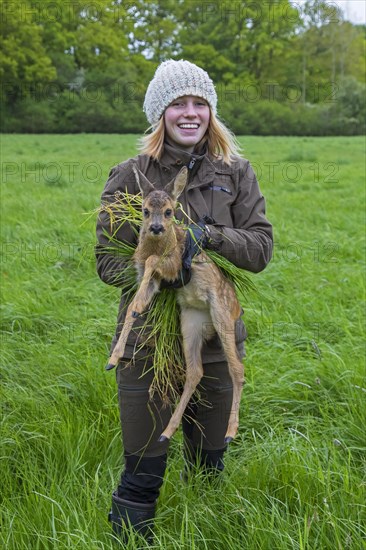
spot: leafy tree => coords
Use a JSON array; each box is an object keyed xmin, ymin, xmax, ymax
[
  {"xmin": 127, "ymin": 0, "xmax": 180, "ymax": 61},
  {"xmin": 177, "ymin": 0, "xmax": 300, "ymax": 85},
  {"xmin": 0, "ymin": 0, "xmax": 364, "ymax": 134},
  {"xmin": 0, "ymin": 0, "xmax": 56, "ymax": 102}
]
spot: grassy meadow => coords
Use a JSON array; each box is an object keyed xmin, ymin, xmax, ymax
[{"xmin": 1, "ymin": 134, "xmax": 365, "ymax": 549}]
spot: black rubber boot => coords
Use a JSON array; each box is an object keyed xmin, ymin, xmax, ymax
[{"xmin": 108, "ymin": 491, "xmax": 156, "ymax": 543}]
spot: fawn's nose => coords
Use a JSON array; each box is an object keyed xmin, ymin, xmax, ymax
[{"xmin": 150, "ymin": 223, "xmax": 164, "ymax": 235}]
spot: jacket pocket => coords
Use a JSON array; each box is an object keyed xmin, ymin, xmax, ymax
[
  {"xmin": 235, "ymin": 317, "xmax": 247, "ymax": 344},
  {"xmin": 201, "ymin": 176, "xmax": 236, "ymax": 227}
]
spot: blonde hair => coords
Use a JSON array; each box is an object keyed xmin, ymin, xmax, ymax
[{"xmin": 138, "ymin": 109, "xmax": 242, "ymax": 165}]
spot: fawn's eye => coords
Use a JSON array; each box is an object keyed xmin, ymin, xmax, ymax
[
  {"xmin": 143, "ymin": 208, "xmax": 150, "ymax": 217},
  {"xmin": 164, "ymin": 209, "xmax": 172, "ymax": 218}
]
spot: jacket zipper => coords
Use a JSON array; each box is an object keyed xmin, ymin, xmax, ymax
[
  {"xmin": 184, "ymin": 157, "xmax": 197, "ymax": 219},
  {"xmin": 188, "ymin": 158, "xmax": 196, "ymax": 170}
]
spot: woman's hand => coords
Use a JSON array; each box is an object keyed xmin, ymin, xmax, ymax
[{"xmin": 181, "ymin": 221, "xmax": 209, "ymax": 270}]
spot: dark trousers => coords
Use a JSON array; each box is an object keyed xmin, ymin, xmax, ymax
[{"xmin": 116, "ymin": 358, "xmax": 236, "ymax": 502}]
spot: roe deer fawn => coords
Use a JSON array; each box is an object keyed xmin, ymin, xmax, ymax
[{"xmin": 106, "ymin": 163, "xmax": 245, "ymax": 444}]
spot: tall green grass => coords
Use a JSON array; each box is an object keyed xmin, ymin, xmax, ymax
[{"xmin": 1, "ymin": 135, "xmax": 365, "ymax": 549}]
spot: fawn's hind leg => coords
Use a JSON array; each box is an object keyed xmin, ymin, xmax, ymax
[
  {"xmin": 159, "ymin": 309, "xmax": 207, "ymax": 441},
  {"xmin": 106, "ymin": 256, "xmax": 161, "ymax": 370},
  {"xmin": 210, "ymin": 308, "xmax": 245, "ymax": 443}
]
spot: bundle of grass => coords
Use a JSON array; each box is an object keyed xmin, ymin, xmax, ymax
[{"xmin": 98, "ymin": 188, "xmax": 255, "ymax": 404}]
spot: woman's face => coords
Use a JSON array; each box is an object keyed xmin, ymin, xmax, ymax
[{"xmin": 164, "ymin": 96, "xmax": 210, "ymax": 152}]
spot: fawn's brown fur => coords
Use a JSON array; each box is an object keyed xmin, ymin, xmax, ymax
[{"xmin": 107, "ymin": 164, "xmax": 245, "ymax": 443}]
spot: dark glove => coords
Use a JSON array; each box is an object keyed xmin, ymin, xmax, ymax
[
  {"xmin": 182, "ymin": 221, "xmax": 208, "ymax": 270},
  {"xmin": 160, "ymin": 221, "xmax": 209, "ymax": 289},
  {"xmin": 160, "ymin": 266, "xmax": 192, "ymax": 289}
]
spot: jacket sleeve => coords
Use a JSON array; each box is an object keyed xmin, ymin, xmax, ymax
[
  {"xmin": 207, "ymin": 161, "xmax": 273, "ymax": 273},
  {"xmin": 95, "ymin": 162, "xmax": 139, "ymax": 287}
]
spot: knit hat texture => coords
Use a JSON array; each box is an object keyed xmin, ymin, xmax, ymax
[{"xmin": 143, "ymin": 59, "xmax": 217, "ymax": 126}]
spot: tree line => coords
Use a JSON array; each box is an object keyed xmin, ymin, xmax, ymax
[{"xmin": 1, "ymin": 0, "xmax": 365, "ymax": 135}]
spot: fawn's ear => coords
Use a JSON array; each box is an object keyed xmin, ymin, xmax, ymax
[
  {"xmin": 165, "ymin": 166, "xmax": 188, "ymax": 201},
  {"xmin": 132, "ymin": 163, "xmax": 155, "ymax": 198}
]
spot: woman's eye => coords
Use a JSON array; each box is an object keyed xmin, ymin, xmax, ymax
[
  {"xmin": 143, "ymin": 209, "xmax": 149, "ymax": 217},
  {"xmin": 165, "ymin": 209, "xmax": 172, "ymax": 217}
]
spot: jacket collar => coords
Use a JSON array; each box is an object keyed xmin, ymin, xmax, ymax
[
  {"xmin": 159, "ymin": 141, "xmax": 204, "ymax": 167},
  {"xmin": 159, "ymin": 141, "xmax": 216, "ymax": 189}
]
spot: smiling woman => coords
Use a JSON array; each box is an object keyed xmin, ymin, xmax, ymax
[{"xmin": 95, "ymin": 59, "xmax": 273, "ymax": 543}]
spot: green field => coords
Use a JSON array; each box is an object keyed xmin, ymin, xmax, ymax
[{"xmin": 1, "ymin": 134, "xmax": 365, "ymax": 549}]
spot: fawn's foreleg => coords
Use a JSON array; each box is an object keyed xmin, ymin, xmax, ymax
[
  {"xmin": 159, "ymin": 309, "xmax": 205, "ymax": 441},
  {"xmin": 106, "ymin": 255, "xmax": 161, "ymax": 370}
]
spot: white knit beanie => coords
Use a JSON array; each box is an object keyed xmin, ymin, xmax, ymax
[{"xmin": 143, "ymin": 59, "xmax": 217, "ymax": 126}]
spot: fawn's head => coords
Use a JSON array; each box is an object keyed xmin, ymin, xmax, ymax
[{"xmin": 132, "ymin": 164, "xmax": 188, "ymax": 237}]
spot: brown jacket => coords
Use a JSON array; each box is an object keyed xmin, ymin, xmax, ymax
[{"xmin": 96, "ymin": 143, "xmax": 273, "ymax": 363}]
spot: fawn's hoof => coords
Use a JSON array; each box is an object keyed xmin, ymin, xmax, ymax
[
  {"xmin": 132, "ymin": 311, "xmax": 140, "ymax": 318},
  {"xmin": 158, "ymin": 435, "xmax": 169, "ymax": 443},
  {"xmin": 105, "ymin": 362, "xmax": 116, "ymax": 371},
  {"xmin": 224, "ymin": 436, "xmax": 233, "ymax": 444}
]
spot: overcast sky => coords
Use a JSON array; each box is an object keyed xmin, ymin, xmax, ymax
[
  {"xmin": 295, "ymin": 0, "xmax": 366, "ymax": 23},
  {"xmin": 333, "ymin": 0, "xmax": 366, "ymax": 23}
]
